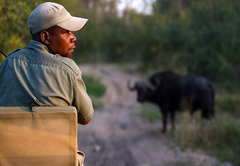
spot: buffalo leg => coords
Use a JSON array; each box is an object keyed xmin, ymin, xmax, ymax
[
  {"xmin": 161, "ymin": 111, "xmax": 168, "ymax": 133},
  {"xmin": 170, "ymin": 110, "xmax": 175, "ymax": 130}
]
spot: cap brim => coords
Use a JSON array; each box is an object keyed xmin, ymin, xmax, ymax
[{"xmin": 57, "ymin": 16, "xmax": 88, "ymax": 32}]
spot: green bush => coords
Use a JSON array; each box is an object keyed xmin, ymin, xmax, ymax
[
  {"xmin": 82, "ymin": 74, "xmax": 106, "ymax": 109},
  {"xmin": 82, "ymin": 74, "xmax": 106, "ymax": 97},
  {"xmin": 215, "ymin": 93, "xmax": 240, "ymax": 117}
]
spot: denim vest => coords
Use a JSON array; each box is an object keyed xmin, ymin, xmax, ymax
[{"xmin": 0, "ymin": 40, "xmax": 94, "ymax": 121}]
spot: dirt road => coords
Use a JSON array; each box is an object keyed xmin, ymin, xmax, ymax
[{"xmin": 77, "ymin": 65, "xmax": 219, "ymax": 166}]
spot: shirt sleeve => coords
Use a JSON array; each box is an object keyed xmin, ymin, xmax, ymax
[{"xmin": 72, "ymin": 75, "xmax": 94, "ymax": 122}]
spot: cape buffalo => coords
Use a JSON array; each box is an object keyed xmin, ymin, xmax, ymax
[{"xmin": 128, "ymin": 71, "xmax": 215, "ymax": 133}]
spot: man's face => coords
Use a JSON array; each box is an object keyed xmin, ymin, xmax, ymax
[{"xmin": 46, "ymin": 26, "xmax": 77, "ymax": 58}]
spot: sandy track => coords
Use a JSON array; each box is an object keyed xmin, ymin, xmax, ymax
[{"xmin": 77, "ymin": 65, "xmax": 219, "ymax": 166}]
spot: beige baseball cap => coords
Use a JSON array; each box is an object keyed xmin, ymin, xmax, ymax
[{"xmin": 28, "ymin": 2, "xmax": 88, "ymax": 35}]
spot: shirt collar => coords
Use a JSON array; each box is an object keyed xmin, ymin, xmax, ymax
[{"xmin": 27, "ymin": 40, "xmax": 51, "ymax": 54}]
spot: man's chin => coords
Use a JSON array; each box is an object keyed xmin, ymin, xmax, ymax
[{"xmin": 61, "ymin": 53, "xmax": 72, "ymax": 58}]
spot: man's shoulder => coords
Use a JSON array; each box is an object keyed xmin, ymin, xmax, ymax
[
  {"xmin": 7, "ymin": 49, "xmax": 22, "ymax": 56},
  {"xmin": 55, "ymin": 55, "xmax": 81, "ymax": 75}
]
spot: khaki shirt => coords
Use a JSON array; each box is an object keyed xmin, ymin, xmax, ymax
[{"xmin": 0, "ymin": 40, "xmax": 94, "ymax": 121}]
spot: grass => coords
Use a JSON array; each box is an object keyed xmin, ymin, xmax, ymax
[
  {"xmin": 139, "ymin": 103, "xmax": 162, "ymax": 122},
  {"xmin": 82, "ymin": 74, "xmax": 106, "ymax": 109},
  {"xmin": 173, "ymin": 111, "xmax": 240, "ymax": 165}
]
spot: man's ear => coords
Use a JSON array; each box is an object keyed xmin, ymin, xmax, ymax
[{"xmin": 40, "ymin": 30, "xmax": 50, "ymax": 44}]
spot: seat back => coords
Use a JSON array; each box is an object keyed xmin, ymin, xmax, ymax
[{"xmin": 0, "ymin": 106, "xmax": 78, "ymax": 166}]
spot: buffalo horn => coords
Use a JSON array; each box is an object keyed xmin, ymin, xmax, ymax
[
  {"xmin": 145, "ymin": 81, "xmax": 156, "ymax": 91},
  {"xmin": 127, "ymin": 80, "xmax": 136, "ymax": 91},
  {"xmin": 146, "ymin": 78, "xmax": 160, "ymax": 91}
]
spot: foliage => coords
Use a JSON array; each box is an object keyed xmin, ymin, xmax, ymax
[
  {"xmin": 0, "ymin": 0, "xmax": 29, "ymax": 62},
  {"xmin": 99, "ymin": 16, "xmax": 129, "ymax": 62},
  {"xmin": 82, "ymin": 74, "xmax": 106, "ymax": 97},
  {"xmin": 82, "ymin": 74, "xmax": 106, "ymax": 109},
  {"xmin": 179, "ymin": 0, "xmax": 240, "ymax": 82},
  {"xmin": 150, "ymin": 0, "xmax": 240, "ymax": 84},
  {"xmin": 0, "ymin": 0, "xmax": 46, "ymax": 64}
]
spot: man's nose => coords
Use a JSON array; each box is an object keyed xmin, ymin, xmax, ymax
[{"xmin": 70, "ymin": 32, "xmax": 76, "ymax": 42}]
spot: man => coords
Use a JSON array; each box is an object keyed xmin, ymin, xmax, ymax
[{"xmin": 0, "ymin": 2, "xmax": 94, "ymax": 165}]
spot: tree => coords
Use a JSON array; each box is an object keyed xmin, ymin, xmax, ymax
[
  {"xmin": 0, "ymin": 0, "xmax": 42, "ymax": 64},
  {"xmin": 180, "ymin": 0, "xmax": 240, "ymax": 82}
]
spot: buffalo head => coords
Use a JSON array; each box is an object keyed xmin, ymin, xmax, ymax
[{"xmin": 127, "ymin": 79, "xmax": 159, "ymax": 102}]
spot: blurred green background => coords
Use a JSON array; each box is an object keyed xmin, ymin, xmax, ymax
[{"xmin": 1, "ymin": 0, "xmax": 240, "ymax": 90}]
